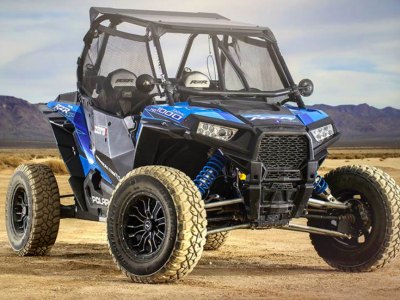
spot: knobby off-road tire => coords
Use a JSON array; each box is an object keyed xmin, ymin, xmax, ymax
[
  {"xmin": 5, "ymin": 164, "xmax": 60, "ymax": 256},
  {"xmin": 204, "ymin": 231, "xmax": 229, "ymax": 251},
  {"xmin": 309, "ymin": 165, "xmax": 400, "ymax": 272},
  {"xmin": 107, "ymin": 166, "xmax": 207, "ymax": 283}
]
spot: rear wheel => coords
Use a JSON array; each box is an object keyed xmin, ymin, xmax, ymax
[
  {"xmin": 309, "ymin": 165, "xmax": 400, "ymax": 271},
  {"xmin": 5, "ymin": 164, "xmax": 60, "ymax": 256},
  {"xmin": 204, "ymin": 231, "xmax": 229, "ymax": 251},
  {"xmin": 107, "ymin": 166, "xmax": 207, "ymax": 283}
]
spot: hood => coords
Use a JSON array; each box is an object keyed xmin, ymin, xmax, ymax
[{"xmin": 188, "ymin": 98, "xmax": 329, "ymax": 127}]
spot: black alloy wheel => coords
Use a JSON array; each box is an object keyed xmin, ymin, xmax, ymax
[
  {"xmin": 11, "ymin": 186, "xmax": 30, "ymax": 237},
  {"xmin": 122, "ymin": 193, "xmax": 166, "ymax": 257}
]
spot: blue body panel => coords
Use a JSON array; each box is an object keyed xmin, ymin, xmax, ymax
[
  {"xmin": 142, "ymin": 102, "xmax": 328, "ymax": 127},
  {"xmin": 49, "ymin": 100, "xmax": 328, "ymax": 184},
  {"xmin": 142, "ymin": 102, "xmax": 245, "ymax": 125},
  {"xmin": 285, "ymin": 105, "xmax": 329, "ymax": 125},
  {"xmin": 47, "ymin": 101, "xmax": 112, "ymax": 183}
]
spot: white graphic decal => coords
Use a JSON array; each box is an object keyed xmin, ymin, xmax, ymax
[
  {"xmin": 91, "ymin": 196, "xmax": 110, "ymax": 206},
  {"xmin": 94, "ymin": 125, "xmax": 108, "ymax": 137},
  {"xmin": 148, "ymin": 107, "xmax": 184, "ymax": 121}
]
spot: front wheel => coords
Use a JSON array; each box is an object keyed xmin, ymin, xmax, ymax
[
  {"xmin": 107, "ymin": 166, "xmax": 207, "ymax": 283},
  {"xmin": 309, "ymin": 165, "xmax": 400, "ymax": 271}
]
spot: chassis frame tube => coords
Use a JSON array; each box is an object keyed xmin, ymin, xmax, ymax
[
  {"xmin": 205, "ymin": 198, "xmax": 244, "ymax": 209},
  {"xmin": 308, "ymin": 198, "xmax": 349, "ymax": 210},
  {"xmin": 207, "ymin": 223, "xmax": 251, "ymax": 235},
  {"xmin": 206, "ymin": 222, "xmax": 350, "ymax": 239},
  {"xmin": 283, "ymin": 223, "xmax": 350, "ymax": 239}
]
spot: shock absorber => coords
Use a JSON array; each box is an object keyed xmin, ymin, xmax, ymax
[
  {"xmin": 313, "ymin": 175, "xmax": 336, "ymax": 202},
  {"xmin": 194, "ymin": 149, "xmax": 226, "ymax": 198}
]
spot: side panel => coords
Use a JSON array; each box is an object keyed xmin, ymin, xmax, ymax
[
  {"xmin": 47, "ymin": 101, "xmax": 112, "ymax": 183},
  {"xmin": 46, "ymin": 100, "xmax": 137, "ymax": 220},
  {"xmin": 91, "ymin": 108, "xmax": 136, "ymax": 184}
]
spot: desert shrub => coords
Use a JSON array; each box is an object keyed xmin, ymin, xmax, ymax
[
  {"xmin": 318, "ymin": 166, "xmax": 333, "ymax": 175},
  {"xmin": 328, "ymin": 151, "xmax": 400, "ymax": 160},
  {"xmin": 42, "ymin": 159, "xmax": 68, "ymax": 175},
  {"xmin": 0, "ymin": 156, "xmax": 24, "ymax": 168}
]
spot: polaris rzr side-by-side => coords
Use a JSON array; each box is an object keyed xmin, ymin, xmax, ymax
[{"xmin": 6, "ymin": 7, "xmax": 400, "ymax": 283}]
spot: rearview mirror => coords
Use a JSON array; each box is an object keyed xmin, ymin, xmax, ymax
[
  {"xmin": 298, "ymin": 79, "xmax": 314, "ymax": 97},
  {"xmin": 136, "ymin": 74, "xmax": 155, "ymax": 93}
]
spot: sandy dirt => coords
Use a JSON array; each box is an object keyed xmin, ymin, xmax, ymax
[{"xmin": 1, "ymin": 158, "xmax": 400, "ymax": 299}]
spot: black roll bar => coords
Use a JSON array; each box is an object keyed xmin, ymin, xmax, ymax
[{"xmin": 176, "ymin": 86, "xmax": 293, "ymax": 98}]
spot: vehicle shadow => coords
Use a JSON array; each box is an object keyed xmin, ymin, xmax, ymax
[{"xmin": 0, "ymin": 241, "xmax": 334, "ymax": 278}]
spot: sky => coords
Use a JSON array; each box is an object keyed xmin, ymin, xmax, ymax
[{"xmin": 0, "ymin": 0, "xmax": 399, "ymax": 108}]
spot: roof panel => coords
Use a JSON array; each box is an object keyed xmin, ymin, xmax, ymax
[{"xmin": 90, "ymin": 7, "xmax": 269, "ymax": 32}]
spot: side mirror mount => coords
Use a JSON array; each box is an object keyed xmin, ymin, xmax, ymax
[
  {"xmin": 136, "ymin": 74, "xmax": 155, "ymax": 93},
  {"xmin": 298, "ymin": 79, "xmax": 314, "ymax": 97}
]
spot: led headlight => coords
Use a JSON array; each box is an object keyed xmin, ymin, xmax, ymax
[
  {"xmin": 310, "ymin": 124, "xmax": 334, "ymax": 142},
  {"xmin": 197, "ymin": 122, "xmax": 238, "ymax": 141}
]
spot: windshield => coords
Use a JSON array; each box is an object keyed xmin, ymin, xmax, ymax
[
  {"xmin": 224, "ymin": 37, "xmax": 284, "ymax": 91},
  {"xmin": 158, "ymin": 33, "xmax": 288, "ymax": 99},
  {"xmin": 159, "ymin": 33, "xmax": 286, "ymax": 92}
]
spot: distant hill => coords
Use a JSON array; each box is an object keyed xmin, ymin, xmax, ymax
[
  {"xmin": 0, "ymin": 95, "xmax": 399, "ymax": 147},
  {"xmin": 0, "ymin": 96, "xmax": 54, "ymax": 147},
  {"xmin": 310, "ymin": 104, "xmax": 400, "ymax": 147}
]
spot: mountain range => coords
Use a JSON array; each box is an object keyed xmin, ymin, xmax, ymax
[
  {"xmin": 311, "ymin": 104, "xmax": 400, "ymax": 147},
  {"xmin": 0, "ymin": 95, "xmax": 399, "ymax": 147}
]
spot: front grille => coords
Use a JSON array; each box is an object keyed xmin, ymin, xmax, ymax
[
  {"xmin": 270, "ymin": 183, "xmax": 294, "ymax": 190},
  {"xmin": 258, "ymin": 135, "xmax": 308, "ymax": 170},
  {"xmin": 265, "ymin": 170, "xmax": 302, "ymax": 181}
]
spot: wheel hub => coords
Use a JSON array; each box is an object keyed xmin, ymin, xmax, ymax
[
  {"xmin": 123, "ymin": 195, "xmax": 166, "ymax": 256},
  {"xmin": 144, "ymin": 219, "xmax": 153, "ymax": 232},
  {"xmin": 334, "ymin": 197, "xmax": 373, "ymax": 248}
]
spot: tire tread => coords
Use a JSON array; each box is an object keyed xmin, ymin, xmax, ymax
[{"xmin": 204, "ymin": 232, "xmax": 229, "ymax": 251}]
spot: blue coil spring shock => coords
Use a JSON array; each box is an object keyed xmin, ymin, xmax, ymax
[
  {"xmin": 194, "ymin": 149, "xmax": 226, "ymax": 197},
  {"xmin": 313, "ymin": 175, "xmax": 335, "ymax": 201},
  {"xmin": 313, "ymin": 175, "xmax": 328, "ymax": 195}
]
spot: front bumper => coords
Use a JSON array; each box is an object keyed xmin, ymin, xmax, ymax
[{"xmin": 245, "ymin": 159, "xmax": 318, "ymax": 226}]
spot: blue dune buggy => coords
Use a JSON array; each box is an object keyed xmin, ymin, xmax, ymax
[{"xmin": 6, "ymin": 7, "xmax": 400, "ymax": 283}]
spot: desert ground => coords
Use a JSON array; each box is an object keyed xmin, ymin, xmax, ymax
[{"xmin": 1, "ymin": 148, "xmax": 400, "ymax": 299}]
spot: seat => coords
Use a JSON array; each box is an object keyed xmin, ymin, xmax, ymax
[{"xmin": 95, "ymin": 69, "xmax": 150, "ymax": 117}]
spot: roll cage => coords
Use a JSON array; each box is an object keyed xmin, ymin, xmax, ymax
[{"xmin": 77, "ymin": 7, "xmax": 305, "ymax": 108}]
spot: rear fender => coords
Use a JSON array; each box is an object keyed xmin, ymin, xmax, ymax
[{"xmin": 40, "ymin": 105, "xmax": 87, "ymax": 211}]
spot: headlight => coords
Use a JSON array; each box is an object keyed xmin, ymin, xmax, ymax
[
  {"xmin": 197, "ymin": 122, "xmax": 238, "ymax": 141},
  {"xmin": 310, "ymin": 124, "xmax": 334, "ymax": 142}
]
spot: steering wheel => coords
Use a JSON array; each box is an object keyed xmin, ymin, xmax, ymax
[
  {"xmin": 128, "ymin": 92, "xmax": 158, "ymax": 114},
  {"xmin": 237, "ymin": 87, "xmax": 268, "ymax": 101}
]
